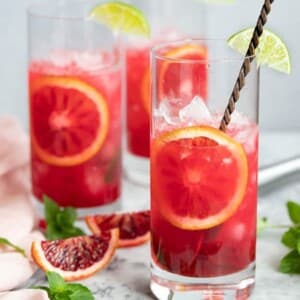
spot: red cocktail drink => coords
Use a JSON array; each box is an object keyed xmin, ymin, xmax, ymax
[
  {"xmin": 150, "ymin": 39, "xmax": 259, "ymax": 298},
  {"xmin": 151, "ymin": 121, "xmax": 258, "ymax": 277},
  {"xmin": 29, "ymin": 53, "xmax": 121, "ymax": 208}
]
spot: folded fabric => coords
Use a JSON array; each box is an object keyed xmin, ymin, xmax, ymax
[
  {"xmin": 0, "ymin": 290, "xmax": 49, "ymax": 300},
  {"xmin": 0, "ymin": 117, "xmax": 29, "ymax": 178},
  {"xmin": 0, "ymin": 192, "xmax": 35, "ymax": 244},
  {"xmin": 0, "ymin": 116, "xmax": 45, "ymax": 293},
  {"xmin": 0, "ymin": 231, "xmax": 45, "ymax": 292}
]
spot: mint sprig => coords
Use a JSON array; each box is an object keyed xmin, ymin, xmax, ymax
[
  {"xmin": 279, "ymin": 201, "xmax": 300, "ymax": 274},
  {"xmin": 0, "ymin": 237, "xmax": 26, "ymax": 257},
  {"xmin": 34, "ymin": 272, "xmax": 94, "ymax": 300},
  {"xmin": 257, "ymin": 200, "xmax": 300, "ymax": 274},
  {"xmin": 44, "ymin": 196, "xmax": 85, "ymax": 240}
]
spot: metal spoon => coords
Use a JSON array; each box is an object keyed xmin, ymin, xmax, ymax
[{"xmin": 259, "ymin": 156, "xmax": 300, "ymax": 188}]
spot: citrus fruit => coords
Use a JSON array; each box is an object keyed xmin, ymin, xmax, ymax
[
  {"xmin": 140, "ymin": 69, "xmax": 151, "ymax": 113},
  {"xmin": 151, "ymin": 126, "xmax": 248, "ymax": 230},
  {"xmin": 30, "ymin": 76, "xmax": 109, "ymax": 167},
  {"xmin": 85, "ymin": 211, "xmax": 150, "ymax": 247},
  {"xmin": 89, "ymin": 2, "xmax": 150, "ymax": 37},
  {"xmin": 31, "ymin": 229, "xmax": 119, "ymax": 281},
  {"xmin": 228, "ymin": 27, "xmax": 291, "ymax": 74},
  {"xmin": 158, "ymin": 44, "xmax": 208, "ymax": 102}
]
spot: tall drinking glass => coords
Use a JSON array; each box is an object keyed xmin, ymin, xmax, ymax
[
  {"xmin": 150, "ymin": 39, "xmax": 259, "ymax": 299},
  {"xmin": 125, "ymin": 0, "xmax": 207, "ymax": 185},
  {"xmin": 27, "ymin": 0, "xmax": 122, "ymax": 214}
]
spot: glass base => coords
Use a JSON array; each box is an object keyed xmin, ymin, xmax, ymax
[
  {"xmin": 124, "ymin": 151, "xmax": 150, "ymax": 186},
  {"xmin": 33, "ymin": 195, "xmax": 121, "ymax": 218},
  {"xmin": 151, "ymin": 262, "xmax": 255, "ymax": 300}
]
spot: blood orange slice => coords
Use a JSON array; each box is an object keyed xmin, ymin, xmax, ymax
[
  {"xmin": 152, "ymin": 126, "xmax": 248, "ymax": 230},
  {"xmin": 158, "ymin": 44, "xmax": 208, "ymax": 102},
  {"xmin": 31, "ymin": 229, "xmax": 119, "ymax": 281},
  {"xmin": 30, "ymin": 76, "xmax": 109, "ymax": 166},
  {"xmin": 85, "ymin": 211, "xmax": 150, "ymax": 247}
]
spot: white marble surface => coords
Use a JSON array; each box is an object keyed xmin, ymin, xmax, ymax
[{"xmin": 36, "ymin": 130, "xmax": 300, "ymax": 299}]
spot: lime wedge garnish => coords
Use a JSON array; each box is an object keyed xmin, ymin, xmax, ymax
[
  {"xmin": 88, "ymin": 1, "xmax": 150, "ymax": 38},
  {"xmin": 228, "ymin": 27, "xmax": 291, "ymax": 74}
]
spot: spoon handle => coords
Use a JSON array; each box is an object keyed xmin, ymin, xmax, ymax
[{"xmin": 259, "ymin": 156, "xmax": 300, "ymax": 187}]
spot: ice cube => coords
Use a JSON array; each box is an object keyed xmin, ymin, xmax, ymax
[
  {"xmin": 74, "ymin": 51, "xmax": 105, "ymax": 71},
  {"xmin": 155, "ymin": 99, "xmax": 180, "ymax": 125},
  {"xmin": 179, "ymin": 96, "xmax": 212, "ymax": 123},
  {"xmin": 49, "ymin": 50, "xmax": 74, "ymax": 67},
  {"xmin": 230, "ymin": 111, "xmax": 250, "ymax": 126}
]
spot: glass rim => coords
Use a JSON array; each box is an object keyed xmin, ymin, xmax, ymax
[
  {"xmin": 27, "ymin": 0, "xmax": 97, "ymax": 21},
  {"xmin": 151, "ymin": 38, "xmax": 257, "ymax": 64}
]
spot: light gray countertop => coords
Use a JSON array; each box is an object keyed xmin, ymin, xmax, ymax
[{"xmin": 45, "ymin": 130, "xmax": 300, "ymax": 299}]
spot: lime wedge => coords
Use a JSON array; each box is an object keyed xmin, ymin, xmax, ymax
[
  {"xmin": 89, "ymin": 1, "xmax": 150, "ymax": 38},
  {"xmin": 228, "ymin": 28, "xmax": 291, "ymax": 74}
]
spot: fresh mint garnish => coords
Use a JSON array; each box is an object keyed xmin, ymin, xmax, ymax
[
  {"xmin": 279, "ymin": 201, "xmax": 300, "ymax": 274},
  {"xmin": 287, "ymin": 201, "xmax": 300, "ymax": 224},
  {"xmin": 0, "ymin": 237, "xmax": 26, "ymax": 257},
  {"xmin": 34, "ymin": 272, "xmax": 94, "ymax": 300},
  {"xmin": 258, "ymin": 200, "xmax": 300, "ymax": 274},
  {"xmin": 279, "ymin": 250, "xmax": 300, "ymax": 274},
  {"xmin": 44, "ymin": 196, "xmax": 85, "ymax": 240}
]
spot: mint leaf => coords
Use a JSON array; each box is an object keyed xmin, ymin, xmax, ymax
[
  {"xmin": 44, "ymin": 196, "xmax": 60, "ymax": 223},
  {"xmin": 34, "ymin": 272, "xmax": 94, "ymax": 300},
  {"xmin": 0, "ymin": 237, "xmax": 26, "ymax": 257},
  {"xmin": 287, "ymin": 201, "xmax": 300, "ymax": 224},
  {"xmin": 47, "ymin": 272, "xmax": 66, "ymax": 292},
  {"xmin": 46, "ymin": 223, "xmax": 68, "ymax": 241},
  {"xmin": 279, "ymin": 250, "xmax": 300, "ymax": 274},
  {"xmin": 281, "ymin": 227, "xmax": 300, "ymax": 249},
  {"xmin": 297, "ymin": 240, "xmax": 300, "ymax": 255},
  {"xmin": 56, "ymin": 208, "xmax": 77, "ymax": 229},
  {"xmin": 43, "ymin": 196, "xmax": 85, "ymax": 240},
  {"xmin": 67, "ymin": 284, "xmax": 94, "ymax": 300},
  {"xmin": 257, "ymin": 217, "xmax": 269, "ymax": 235}
]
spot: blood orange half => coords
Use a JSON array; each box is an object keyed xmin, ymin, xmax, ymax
[
  {"xmin": 151, "ymin": 126, "xmax": 248, "ymax": 230},
  {"xmin": 158, "ymin": 44, "xmax": 208, "ymax": 102},
  {"xmin": 85, "ymin": 211, "xmax": 150, "ymax": 247},
  {"xmin": 30, "ymin": 76, "xmax": 109, "ymax": 166},
  {"xmin": 31, "ymin": 229, "xmax": 119, "ymax": 281}
]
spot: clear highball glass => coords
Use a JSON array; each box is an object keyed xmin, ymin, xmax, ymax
[{"xmin": 150, "ymin": 39, "xmax": 259, "ymax": 299}]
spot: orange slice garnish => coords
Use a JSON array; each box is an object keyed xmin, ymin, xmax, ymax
[
  {"xmin": 30, "ymin": 76, "xmax": 109, "ymax": 166},
  {"xmin": 151, "ymin": 126, "xmax": 248, "ymax": 230}
]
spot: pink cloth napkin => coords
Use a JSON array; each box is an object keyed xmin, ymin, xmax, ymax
[
  {"xmin": 0, "ymin": 117, "xmax": 48, "ymax": 299},
  {"xmin": 0, "ymin": 290, "xmax": 48, "ymax": 300}
]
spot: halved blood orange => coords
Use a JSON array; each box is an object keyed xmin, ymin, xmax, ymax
[
  {"xmin": 151, "ymin": 126, "xmax": 248, "ymax": 230},
  {"xmin": 31, "ymin": 229, "xmax": 119, "ymax": 281},
  {"xmin": 158, "ymin": 44, "xmax": 208, "ymax": 101},
  {"xmin": 85, "ymin": 211, "xmax": 150, "ymax": 247},
  {"xmin": 30, "ymin": 76, "xmax": 109, "ymax": 166}
]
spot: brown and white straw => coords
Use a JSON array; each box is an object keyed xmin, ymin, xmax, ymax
[{"xmin": 219, "ymin": 0, "xmax": 275, "ymax": 131}]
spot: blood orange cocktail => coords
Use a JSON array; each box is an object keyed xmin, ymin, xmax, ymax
[
  {"xmin": 126, "ymin": 43, "xmax": 208, "ymax": 158},
  {"xmin": 150, "ymin": 39, "xmax": 259, "ymax": 298},
  {"xmin": 151, "ymin": 121, "xmax": 258, "ymax": 277},
  {"xmin": 29, "ymin": 53, "xmax": 121, "ymax": 208}
]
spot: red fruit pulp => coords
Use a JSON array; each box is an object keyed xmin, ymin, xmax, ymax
[
  {"xmin": 151, "ymin": 126, "xmax": 258, "ymax": 277},
  {"xmin": 29, "ymin": 54, "xmax": 122, "ymax": 208}
]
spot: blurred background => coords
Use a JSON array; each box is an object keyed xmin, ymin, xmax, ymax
[{"xmin": 0, "ymin": 0, "xmax": 298, "ymax": 130}]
